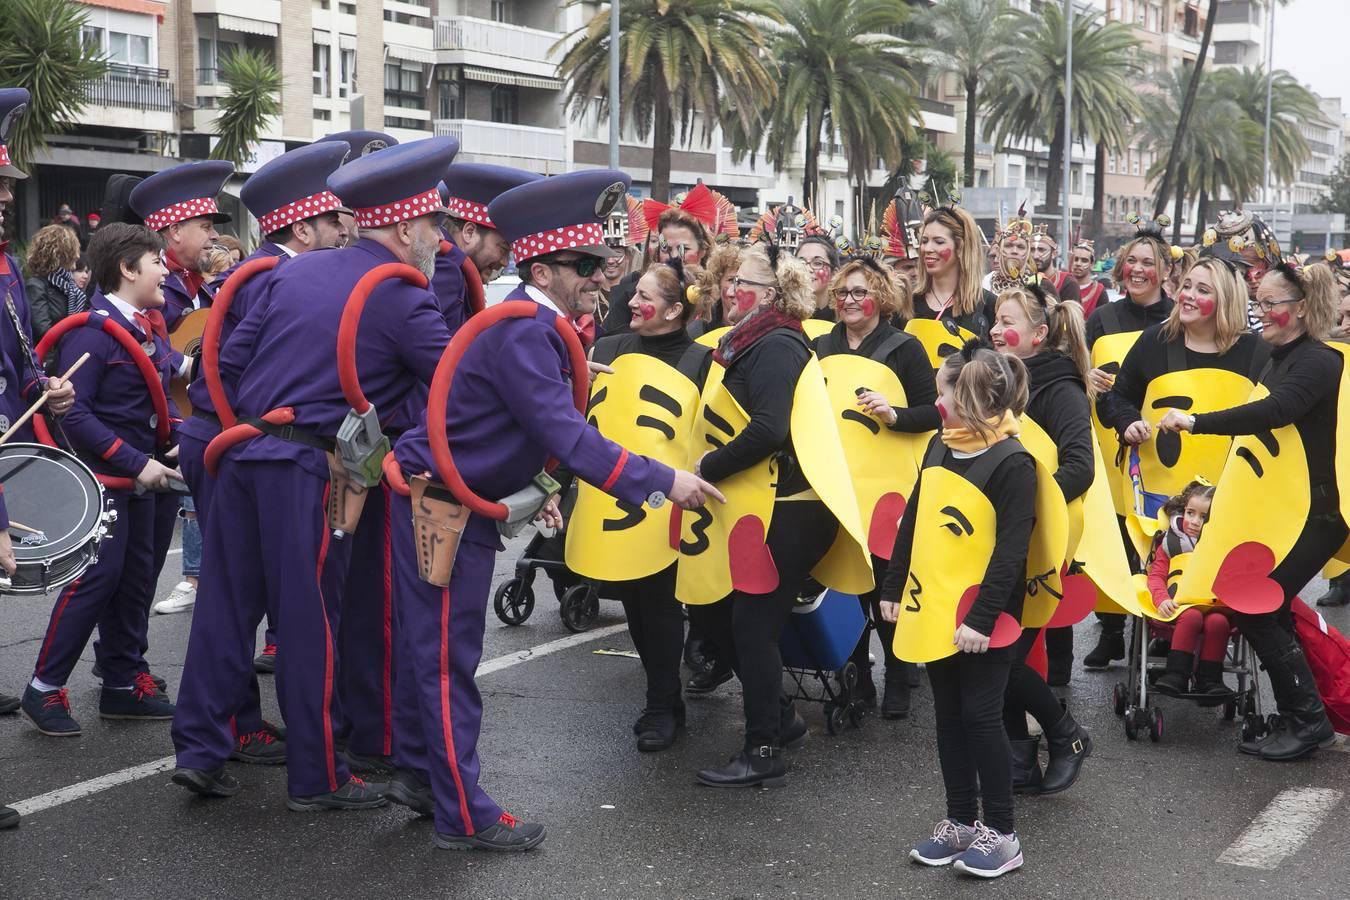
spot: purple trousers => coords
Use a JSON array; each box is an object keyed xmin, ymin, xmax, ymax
[
  {"xmin": 388, "ymin": 489, "xmax": 502, "ymax": 837},
  {"xmin": 336, "ymin": 482, "xmax": 396, "ymax": 757},
  {"xmin": 173, "ymin": 457, "xmax": 352, "ymax": 797},
  {"xmin": 35, "ymin": 490, "xmax": 156, "ymax": 688}
]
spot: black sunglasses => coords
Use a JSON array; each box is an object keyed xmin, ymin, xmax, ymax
[{"xmin": 548, "ymin": 255, "xmax": 602, "ymax": 278}]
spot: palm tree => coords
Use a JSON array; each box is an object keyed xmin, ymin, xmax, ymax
[
  {"xmin": 982, "ymin": 4, "xmax": 1142, "ymax": 221},
  {"xmin": 0, "ymin": 0, "xmax": 107, "ymax": 169},
  {"xmin": 209, "ymin": 49, "xmax": 281, "ymax": 169},
  {"xmin": 556, "ymin": 0, "xmax": 778, "ymax": 202},
  {"xmin": 907, "ymin": 0, "xmax": 1021, "ymax": 188},
  {"xmin": 743, "ymin": 0, "xmax": 920, "ymax": 211},
  {"xmin": 1212, "ymin": 66, "xmax": 1322, "ymax": 192}
]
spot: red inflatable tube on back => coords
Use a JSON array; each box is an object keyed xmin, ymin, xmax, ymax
[
  {"xmin": 204, "ymin": 407, "xmax": 296, "ymax": 476},
  {"xmin": 202, "ymin": 255, "xmax": 281, "ymax": 431}
]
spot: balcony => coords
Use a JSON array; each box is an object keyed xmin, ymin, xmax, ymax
[
  {"xmin": 434, "ymin": 17, "xmax": 563, "ymax": 81},
  {"xmin": 431, "ymin": 119, "xmax": 565, "ymax": 174},
  {"xmin": 82, "ymin": 64, "xmax": 175, "ymax": 132},
  {"xmin": 917, "ymin": 96, "xmax": 957, "ymax": 135}
]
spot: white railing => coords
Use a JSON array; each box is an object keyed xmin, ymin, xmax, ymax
[
  {"xmin": 433, "ymin": 16, "xmax": 560, "ymax": 63},
  {"xmin": 432, "ymin": 119, "xmax": 565, "ymax": 162}
]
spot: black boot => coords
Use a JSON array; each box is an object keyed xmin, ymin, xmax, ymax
[
  {"xmin": 686, "ymin": 662, "xmax": 733, "ymax": 694},
  {"xmin": 1040, "ymin": 709, "xmax": 1092, "ymax": 794},
  {"xmin": 1154, "ymin": 650, "xmax": 1193, "ymax": 697},
  {"xmin": 881, "ymin": 666, "xmax": 911, "ymax": 719},
  {"xmin": 1010, "ymin": 737, "xmax": 1043, "ymax": 795},
  {"xmin": 696, "ymin": 746, "xmax": 785, "ymax": 788},
  {"xmin": 1083, "ymin": 629, "xmax": 1125, "ymax": 670},
  {"xmin": 853, "ymin": 666, "xmax": 877, "ymax": 709},
  {"xmin": 635, "ymin": 706, "xmax": 685, "ymax": 753},
  {"xmin": 1045, "ymin": 627, "xmax": 1073, "ymax": 687},
  {"xmin": 1192, "ymin": 659, "xmax": 1233, "ymax": 704},
  {"xmin": 780, "ymin": 699, "xmax": 808, "ymax": 748},
  {"xmin": 1317, "ymin": 573, "xmax": 1350, "ymax": 608},
  {"xmin": 1258, "ymin": 645, "xmax": 1336, "ymax": 762}
]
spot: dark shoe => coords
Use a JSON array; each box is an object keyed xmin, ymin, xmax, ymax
[
  {"xmin": 696, "ymin": 746, "xmax": 785, "ymax": 788},
  {"xmin": 263, "ymin": 719, "xmax": 287, "ymax": 741},
  {"xmin": 230, "ymin": 729, "xmax": 286, "ymax": 765},
  {"xmin": 1317, "ymin": 573, "xmax": 1350, "ymax": 608},
  {"xmin": 344, "ymin": 750, "xmax": 395, "ymax": 776},
  {"xmin": 22, "ymin": 685, "xmax": 81, "ymax": 736},
  {"xmin": 0, "ymin": 692, "xmax": 20, "ymax": 715},
  {"xmin": 1147, "ymin": 637, "xmax": 1172, "ymax": 657},
  {"xmin": 171, "ymin": 766, "xmax": 240, "ymax": 798},
  {"xmin": 1154, "ymin": 650, "xmax": 1194, "ymax": 697},
  {"xmin": 287, "ymin": 777, "xmax": 386, "ymax": 811},
  {"xmin": 91, "ymin": 664, "xmax": 166, "ymax": 693},
  {"xmin": 881, "ymin": 666, "xmax": 911, "ymax": 720},
  {"xmin": 1192, "ymin": 660, "xmax": 1233, "ymax": 702},
  {"xmin": 632, "ymin": 704, "xmax": 685, "ymax": 735},
  {"xmin": 1010, "ymin": 738, "xmax": 1043, "ymax": 795},
  {"xmin": 1258, "ymin": 645, "xmax": 1337, "ymax": 762},
  {"xmin": 0, "ymin": 806, "xmax": 18, "ymax": 829},
  {"xmin": 254, "ymin": 644, "xmax": 277, "ymax": 674},
  {"xmin": 683, "ymin": 635, "xmax": 713, "ymax": 672},
  {"xmin": 1239, "ymin": 717, "xmax": 1284, "ymax": 756},
  {"xmin": 435, "ymin": 812, "xmax": 546, "ymax": 851},
  {"xmin": 635, "ymin": 709, "xmax": 682, "ymax": 753},
  {"xmin": 384, "ymin": 769, "xmax": 433, "ymax": 817},
  {"xmin": 1083, "ymin": 632, "xmax": 1125, "ymax": 670},
  {"xmin": 1040, "ymin": 709, "xmax": 1092, "ymax": 794},
  {"xmin": 780, "ymin": 706, "xmax": 808, "ymax": 749},
  {"xmin": 908, "ymin": 665, "xmax": 922, "ymax": 688},
  {"xmin": 99, "ymin": 673, "xmax": 175, "ymax": 720},
  {"xmin": 853, "ymin": 667, "xmax": 877, "ymax": 709},
  {"xmin": 686, "ymin": 663, "xmax": 732, "ymax": 694}
]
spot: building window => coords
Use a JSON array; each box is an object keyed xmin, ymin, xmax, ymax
[
  {"xmin": 1109, "ymin": 197, "xmax": 1117, "ymax": 221},
  {"xmin": 491, "ymin": 0, "xmax": 509, "ymax": 22},
  {"xmin": 490, "ymin": 85, "xmax": 518, "ymax": 124},
  {"xmin": 109, "ymin": 31, "xmax": 152, "ymax": 66},
  {"xmin": 1133, "ymin": 155, "xmax": 1140, "ymax": 176},
  {"xmin": 438, "ymin": 82, "xmax": 460, "ymax": 119},
  {"xmin": 314, "ymin": 108, "xmax": 332, "ymax": 121},
  {"xmin": 313, "ymin": 45, "xmax": 330, "ymax": 97},
  {"xmin": 313, "ymin": 0, "xmax": 330, "ymax": 8},
  {"xmin": 1107, "ymin": 152, "xmax": 1115, "ymax": 174},
  {"xmin": 81, "ymin": 26, "xmax": 102, "ymax": 53},
  {"xmin": 385, "ymin": 63, "xmax": 425, "ymax": 109},
  {"xmin": 340, "ymin": 49, "xmax": 356, "ymax": 98},
  {"xmin": 339, "ymin": 1, "xmax": 356, "ymax": 14}
]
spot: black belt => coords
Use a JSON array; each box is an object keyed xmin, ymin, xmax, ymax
[
  {"xmin": 239, "ymin": 416, "xmax": 335, "ymax": 453},
  {"xmin": 191, "ymin": 409, "xmax": 221, "ymax": 427}
]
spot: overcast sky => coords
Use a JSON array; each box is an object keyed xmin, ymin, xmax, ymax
[{"xmin": 1269, "ymin": 0, "xmax": 1347, "ymax": 107}]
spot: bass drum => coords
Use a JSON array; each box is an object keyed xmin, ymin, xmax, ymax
[{"xmin": 0, "ymin": 443, "xmax": 114, "ymax": 595}]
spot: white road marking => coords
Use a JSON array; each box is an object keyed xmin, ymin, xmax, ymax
[
  {"xmin": 166, "ymin": 547, "xmax": 182, "ymax": 556},
  {"xmin": 1216, "ymin": 787, "xmax": 1343, "ymax": 870},
  {"xmin": 9, "ymin": 623, "xmax": 630, "ymax": 818}
]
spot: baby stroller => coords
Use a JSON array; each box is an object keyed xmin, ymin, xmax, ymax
[
  {"xmin": 780, "ymin": 588, "xmax": 871, "ymax": 736},
  {"xmin": 492, "ymin": 476, "xmax": 617, "ymax": 633}
]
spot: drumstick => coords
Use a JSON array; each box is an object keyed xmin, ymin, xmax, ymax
[
  {"xmin": 0, "ymin": 352, "xmax": 90, "ymax": 447},
  {"xmin": 7, "ymin": 520, "xmax": 42, "ymax": 536}
]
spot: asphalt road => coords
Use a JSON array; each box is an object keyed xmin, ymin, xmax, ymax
[{"xmin": 1, "ymin": 528, "xmax": 1348, "ymax": 899}]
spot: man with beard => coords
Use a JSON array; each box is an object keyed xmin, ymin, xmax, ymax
[
  {"xmin": 169, "ymin": 137, "xmax": 460, "ymax": 807},
  {"xmin": 1031, "ymin": 226, "xmax": 1080, "ymax": 303}
]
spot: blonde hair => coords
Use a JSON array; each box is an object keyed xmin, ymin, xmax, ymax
[
  {"xmin": 1113, "ymin": 235, "xmax": 1173, "ymax": 291},
  {"xmin": 888, "ymin": 260, "xmax": 915, "ymax": 321},
  {"xmin": 995, "ymin": 288, "xmax": 1095, "ymax": 399},
  {"xmin": 829, "ymin": 258, "xmax": 904, "ymax": 319},
  {"xmin": 741, "ymin": 244, "xmax": 814, "ymax": 321},
  {"xmin": 204, "ymin": 245, "xmax": 234, "ymax": 278},
  {"xmin": 26, "ymin": 225, "xmax": 80, "ymax": 277},
  {"xmin": 698, "ymin": 243, "xmax": 742, "ymax": 321},
  {"xmin": 914, "ymin": 206, "xmax": 985, "ymax": 317},
  {"xmin": 1267, "ymin": 263, "xmax": 1338, "ymax": 341},
  {"xmin": 939, "ymin": 346, "xmax": 1029, "ymax": 440},
  {"xmin": 1161, "ymin": 257, "xmax": 1247, "ymax": 353}
]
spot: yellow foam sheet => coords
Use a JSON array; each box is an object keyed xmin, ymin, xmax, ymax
[
  {"xmin": 694, "ymin": 325, "xmax": 729, "ymax": 349},
  {"xmin": 1089, "ymin": 329, "xmax": 1144, "ymax": 515},
  {"xmin": 565, "ymin": 353, "xmax": 699, "ymax": 582},
  {"xmin": 903, "ymin": 318, "xmax": 977, "ymax": 371},
  {"xmin": 1004, "ymin": 418, "xmax": 1071, "ymax": 628}
]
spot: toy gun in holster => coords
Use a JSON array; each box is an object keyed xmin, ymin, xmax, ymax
[
  {"xmin": 327, "ymin": 404, "xmax": 390, "ymax": 537},
  {"xmin": 496, "ymin": 470, "xmax": 562, "ymax": 539}
]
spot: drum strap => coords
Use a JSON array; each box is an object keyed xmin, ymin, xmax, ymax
[
  {"xmin": 4, "ymin": 290, "xmax": 41, "ymax": 387},
  {"xmin": 191, "ymin": 408, "xmax": 221, "ymax": 428}
]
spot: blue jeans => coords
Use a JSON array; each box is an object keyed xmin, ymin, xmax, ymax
[{"xmin": 180, "ymin": 495, "xmax": 201, "ymax": 579}]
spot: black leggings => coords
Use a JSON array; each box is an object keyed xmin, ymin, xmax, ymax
[
  {"xmin": 850, "ymin": 555, "xmax": 900, "ymax": 672},
  {"xmin": 697, "ymin": 500, "xmax": 837, "ymax": 748},
  {"xmin": 616, "ymin": 564, "xmax": 685, "ymax": 712},
  {"xmin": 928, "ymin": 652, "xmax": 1014, "ymax": 834},
  {"xmin": 1003, "ymin": 627, "xmax": 1066, "ymax": 740}
]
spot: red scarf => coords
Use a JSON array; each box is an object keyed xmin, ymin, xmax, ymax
[
  {"xmin": 165, "ymin": 248, "xmax": 205, "ymax": 302},
  {"xmin": 712, "ymin": 306, "xmax": 803, "ymax": 367}
]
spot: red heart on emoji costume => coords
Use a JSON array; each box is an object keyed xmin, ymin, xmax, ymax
[
  {"xmin": 868, "ymin": 491, "xmax": 907, "ymax": 559},
  {"xmin": 729, "ymin": 515, "xmax": 778, "ymax": 594},
  {"xmin": 956, "ymin": 585, "xmax": 1021, "ymax": 648},
  {"xmin": 1045, "ymin": 566, "xmax": 1100, "ymax": 628},
  {"xmin": 1212, "ymin": 542, "xmax": 1284, "ymax": 615}
]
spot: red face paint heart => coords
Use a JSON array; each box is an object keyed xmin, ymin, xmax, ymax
[
  {"xmin": 1146, "ymin": 267, "xmax": 1158, "ymax": 285},
  {"xmin": 636, "ymin": 302, "xmax": 656, "ymax": 321},
  {"xmin": 1211, "ymin": 542, "xmax": 1284, "ymax": 614},
  {"xmin": 936, "ymin": 401, "xmax": 949, "ymax": 422},
  {"xmin": 1270, "ymin": 309, "xmax": 1291, "ymax": 328},
  {"xmin": 813, "ymin": 268, "xmax": 830, "ymax": 287},
  {"xmin": 1044, "ymin": 566, "xmax": 1100, "ymax": 628},
  {"xmin": 1001, "ymin": 328, "xmax": 1020, "ymax": 348},
  {"xmin": 861, "ymin": 298, "xmax": 876, "ymax": 317},
  {"xmin": 868, "ymin": 491, "xmax": 906, "ymax": 559},
  {"xmin": 735, "ymin": 288, "xmax": 759, "ymax": 314},
  {"xmin": 956, "ymin": 586, "xmax": 1021, "ymax": 649},
  {"xmin": 1120, "ymin": 264, "xmax": 1133, "ymax": 281},
  {"xmin": 1196, "ymin": 297, "xmax": 1215, "ymax": 316},
  {"xmin": 938, "ymin": 247, "xmax": 953, "ymax": 263},
  {"xmin": 728, "ymin": 515, "xmax": 778, "ymax": 594}
]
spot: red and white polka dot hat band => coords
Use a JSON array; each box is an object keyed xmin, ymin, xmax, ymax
[
  {"xmin": 353, "ymin": 187, "xmax": 445, "ymax": 230},
  {"xmin": 144, "ymin": 197, "xmax": 221, "ymax": 232},
  {"xmin": 511, "ymin": 223, "xmax": 606, "ymax": 263},
  {"xmin": 445, "ymin": 196, "xmax": 492, "ymax": 228},
  {"xmin": 257, "ymin": 190, "xmax": 346, "ymax": 234}
]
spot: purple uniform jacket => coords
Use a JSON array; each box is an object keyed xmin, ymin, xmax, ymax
[
  {"xmin": 0, "ymin": 249, "xmax": 41, "ymax": 527},
  {"xmin": 394, "ymin": 285, "xmax": 675, "ymax": 548},
  {"xmin": 220, "ymin": 238, "xmax": 451, "ymax": 479},
  {"xmin": 180, "ymin": 242, "xmax": 290, "ymax": 443},
  {"xmin": 56, "ymin": 292, "xmax": 180, "ymax": 480},
  {"xmin": 161, "ymin": 268, "xmax": 214, "ymax": 333}
]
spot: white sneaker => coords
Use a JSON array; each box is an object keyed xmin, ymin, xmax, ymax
[{"xmin": 153, "ymin": 582, "xmax": 197, "ymax": 615}]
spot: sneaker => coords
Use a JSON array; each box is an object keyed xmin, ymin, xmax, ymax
[
  {"xmin": 344, "ymin": 750, "xmax": 395, "ymax": 776},
  {"xmin": 909, "ymin": 818, "xmax": 979, "ymax": 866},
  {"xmin": 171, "ymin": 766, "xmax": 241, "ymax": 798},
  {"xmin": 254, "ymin": 644, "xmax": 277, "ymax": 674},
  {"xmin": 22, "ymin": 685, "xmax": 81, "ymax": 736},
  {"xmin": 230, "ymin": 729, "xmax": 287, "ymax": 765},
  {"xmin": 153, "ymin": 582, "xmax": 197, "ymax": 615},
  {"xmin": 0, "ymin": 691, "xmax": 20, "ymax": 715},
  {"xmin": 91, "ymin": 665, "xmax": 167, "ymax": 694},
  {"xmin": 952, "ymin": 822, "xmax": 1024, "ymax": 879},
  {"xmin": 435, "ymin": 812, "xmax": 547, "ymax": 852},
  {"xmin": 383, "ymin": 768, "xmax": 433, "ymax": 817},
  {"xmin": 287, "ymin": 777, "xmax": 386, "ymax": 812},
  {"xmin": 98, "ymin": 673, "xmax": 175, "ymax": 720}
]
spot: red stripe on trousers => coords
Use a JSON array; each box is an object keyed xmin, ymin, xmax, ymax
[
  {"xmin": 600, "ymin": 448, "xmax": 629, "ymax": 493},
  {"xmin": 315, "ymin": 487, "xmax": 338, "ymax": 793},
  {"xmin": 381, "ymin": 483, "xmax": 393, "ymax": 756},
  {"xmin": 35, "ymin": 577, "xmax": 83, "ymax": 678},
  {"xmin": 440, "ymin": 584, "xmax": 474, "ymax": 834}
]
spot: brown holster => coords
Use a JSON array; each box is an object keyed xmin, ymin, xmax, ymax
[
  {"xmin": 326, "ymin": 450, "xmax": 371, "ymax": 534},
  {"xmin": 410, "ymin": 475, "xmax": 471, "ymax": 586}
]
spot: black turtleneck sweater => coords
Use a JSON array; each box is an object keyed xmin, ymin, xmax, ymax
[
  {"xmin": 1085, "ymin": 291, "xmax": 1173, "ymax": 346},
  {"xmin": 1193, "ymin": 333, "xmax": 1344, "ymax": 514},
  {"xmin": 1025, "ymin": 351, "xmax": 1094, "ymax": 502}
]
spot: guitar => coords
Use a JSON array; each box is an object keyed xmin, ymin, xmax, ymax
[{"xmin": 169, "ymin": 308, "xmax": 210, "ymax": 418}]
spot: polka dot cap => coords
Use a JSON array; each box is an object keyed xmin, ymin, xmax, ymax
[
  {"xmin": 145, "ymin": 197, "xmax": 220, "ymax": 232},
  {"xmin": 257, "ymin": 190, "xmax": 344, "ymax": 234},
  {"xmin": 511, "ymin": 222, "xmax": 605, "ymax": 263},
  {"xmin": 354, "ymin": 187, "xmax": 444, "ymax": 230},
  {"xmin": 445, "ymin": 196, "xmax": 492, "ymax": 228},
  {"xmin": 0, "ymin": 145, "xmax": 10, "ymax": 168}
]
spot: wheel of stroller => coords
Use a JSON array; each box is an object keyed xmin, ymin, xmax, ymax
[
  {"xmin": 847, "ymin": 703, "xmax": 864, "ymax": 729},
  {"xmin": 1222, "ymin": 697, "xmax": 1238, "ymax": 721},
  {"xmin": 1241, "ymin": 691, "xmax": 1258, "ymax": 718},
  {"xmin": 1149, "ymin": 707, "xmax": 1163, "ymax": 743},
  {"xmin": 1124, "ymin": 707, "xmax": 1139, "ymax": 741},
  {"xmin": 825, "ymin": 702, "xmax": 846, "ymax": 736},
  {"xmin": 838, "ymin": 661, "xmax": 859, "ymax": 698},
  {"xmin": 493, "ymin": 578, "xmax": 535, "ymax": 626},
  {"xmin": 1241, "ymin": 715, "xmax": 1260, "ymax": 743},
  {"xmin": 1265, "ymin": 713, "xmax": 1282, "ymax": 736},
  {"xmin": 559, "ymin": 583, "xmax": 599, "ymax": 633},
  {"xmin": 1112, "ymin": 682, "xmax": 1127, "ymax": 716}
]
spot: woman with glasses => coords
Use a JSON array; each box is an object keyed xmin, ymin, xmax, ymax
[
  {"xmin": 814, "ymin": 258, "xmax": 930, "ymax": 720},
  {"xmin": 796, "ymin": 234, "xmax": 841, "ymax": 321},
  {"xmin": 908, "ymin": 206, "xmax": 996, "ymax": 368},
  {"xmin": 688, "ymin": 243, "xmax": 744, "ymax": 341},
  {"xmin": 1155, "ymin": 262, "xmax": 1343, "ymax": 761}
]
